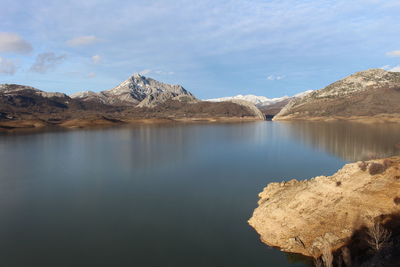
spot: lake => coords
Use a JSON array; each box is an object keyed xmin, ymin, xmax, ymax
[{"xmin": 0, "ymin": 121, "xmax": 399, "ymax": 267}]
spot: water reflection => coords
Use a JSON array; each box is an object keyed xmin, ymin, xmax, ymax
[
  {"xmin": 0, "ymin": 121, "xmax": 398, "ymax": 266},
  {"xmin": 283, "ymin": 121, "xmax": 400, "ymax": 161}
]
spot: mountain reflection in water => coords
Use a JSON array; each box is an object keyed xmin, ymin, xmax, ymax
[{"xmin": 283, "ymin": 121, "xmax": 400, "ymax": 161}]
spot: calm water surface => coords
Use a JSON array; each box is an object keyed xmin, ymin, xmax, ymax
[{"xmin": 0, "ymin": 121, "xmax": 399, "ymax": 267}]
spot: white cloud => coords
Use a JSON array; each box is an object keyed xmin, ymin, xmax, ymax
[
  {"xmin": 138, "ymin": 69, "xmax": 175, "ymax": 76},
  {"xmin": 91, "ymin": 55, "xmax": 102, "ymax": 64},
  {"xmin": 0, "ymin": 32, "xmax": 32, "ymax": 54},
  {"xmin": 30, "ymin": 52, "xmax": 66, "ymax": 73},
  {"xmin": 267, "ymin": 75, "xmax": 285, "ymax": 81},
  {"xmin": 155, "ymin": 70, "xmax": 175, "ymax": 75},
  {"xmin": 0, "ymin": 56, "xmax": 17, "ymax": 75},
  {"xmin": 386, "ymin": 50, "xmax": 400, "ymax": 57},
  {"xmin": 67, "ymin": 35, "xmax": 99, "ymax": 46}
]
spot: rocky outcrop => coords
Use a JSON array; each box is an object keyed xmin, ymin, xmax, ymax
[
  {"xmin": 248, "ymin": 157, "xmax": 400, "ymax": 258},
  {"xmin": 274, "ymin": 69, "xmax": 400, "ymax": 121}
]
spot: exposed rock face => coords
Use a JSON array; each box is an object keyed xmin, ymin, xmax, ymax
[
  {"xmin": 72, "ymin": 74, "xmax": 195, "ymax": 106},
  {"xmin": 274, "ymin": 69, "xmax": 400, "ymax": 121},
  {"xmin": 137, "ymin": 91, "xmax": 197, "ymax": 108},
  {"xmin": 248, "ymin": 157, "xmax": 400, "ymax": 257}
]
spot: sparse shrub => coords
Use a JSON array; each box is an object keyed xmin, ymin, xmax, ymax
[
  {"xmin": 368, "ymin": 163, "xmax": 385, "ymax": 175},
  {"xmin": 366, "ymin": 222, "xmax": 391, "ymax": 251},
  {"xmin": 358, "ymin": 161, "xmax": 368, "ymax": 171},
  {"xmin": 395, "ymin": 175, "xmax": 400, "ymax": 180},
  {"xmin": 394, "ymin": 197, "xmax": 400, "ymax": 205},
  {"xmin": 336, "ymin": 181, "xmax": 341, "ymax": 186}
]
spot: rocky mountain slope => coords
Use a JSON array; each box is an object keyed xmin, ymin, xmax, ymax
[
  {"xmin": 274, "ymin": 69, "xmax": 400, "ymax": 121},
  {"xmin": 71, "ymin": 74, "xmax": 195, "ymax": 107},
  {"xmin": 249, "ymin": 157, "xmax": 400, "ymax": 264}
]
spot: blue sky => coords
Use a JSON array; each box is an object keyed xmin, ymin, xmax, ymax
[{"xmin": 1, "ymin": 0, "xmax": 400, "ymax": 99}]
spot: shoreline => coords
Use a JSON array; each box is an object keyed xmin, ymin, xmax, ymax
[
  {"xmin": 273, "ymin": 114, "xmax": 400, "ymax": 124},
  {"xmin": 0, "ymin": 116, "xmax": 263, "ymax": 133}
]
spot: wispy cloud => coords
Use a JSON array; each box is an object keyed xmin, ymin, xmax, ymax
[
  {"xmin": 87, "ymin": 72, "xmax": 96, "ymax": 78},
  {"xmin": 386, "ymin": 50, "xmax": 400, "ymax": 57},
  {"xmin": 381, "ymin": 65, "xmax": 400, "ymax": 72},
  {"xmin": 389, "ymin": 66, "xmax": 400, "ymax": 72},
  {"xmin": 30, "ymin": 52, "xmax": 66, "ymax": 73},
  {"xmin": 0, "ymin": 32, "xmax": 32, "ymax": 54},
  {"xmin": 139, "ymin": 69, "xmax": 175, "ymax": 76},
  {"xmin": 0, "ymin": 57, "xmax": 17, "ymax": 75},
  {"xmin": 67, "ymin": 35, "xmax": 99, "ymax": 47},
  {"xmin": 267, "ymin": 75, "xmax": 285, "ymax": 81},
  {"xmin": 91, "ymin": 55, "xmax": 102, "ymax": 64},
  {"xmin": 2, "ymin": 0, "xmax": 400, "ymax": 97}
]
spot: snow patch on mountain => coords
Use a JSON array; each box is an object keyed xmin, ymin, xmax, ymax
[{"xmin": 206, "ymin": 91, "xmax": 313, "ymax": 107}]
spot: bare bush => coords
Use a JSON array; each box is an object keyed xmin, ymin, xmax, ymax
[
  {"xmin": 368, "ymin": 163, "xmax": 385, "ymax": 175},
  {"xmin": 366, "ymin": 222, "xmax": 391, "ymax": 251},
  {"xmin": 341, "ymin": 246, "xmax": 351, "ymax": 267},
  {"xmin": 358, "ymin": 161, "xmax": 368, "ymax": 171}
]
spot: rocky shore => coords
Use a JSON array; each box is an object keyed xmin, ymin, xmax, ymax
[{"xmin": 249, "ymin": 157, "xmax": 400, "ymax": 264}]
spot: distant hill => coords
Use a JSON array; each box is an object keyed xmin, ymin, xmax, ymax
[
  {"xmin": 206, "ymin": 94, "xmax": 290, "ymax": 106},
  {"xmin": 274, "ymin": 69, "xmax": 400, "ymax": 121},
  {"xmin": 207, "ymin": 91, "xmax": 312, "ymax": 118}
]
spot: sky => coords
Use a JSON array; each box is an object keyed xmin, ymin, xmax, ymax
[{"xmin": 1, "ymin": 0, "xmax": 400, "ymax": 99}]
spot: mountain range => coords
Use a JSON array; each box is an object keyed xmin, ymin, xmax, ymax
[
  {"xmin": 0, "ymin": 74, "xmax": 265, "ymax": 130},
  {"xmin": 1, "ymin": 68, "xmax": 400, "ymax": 131}
]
